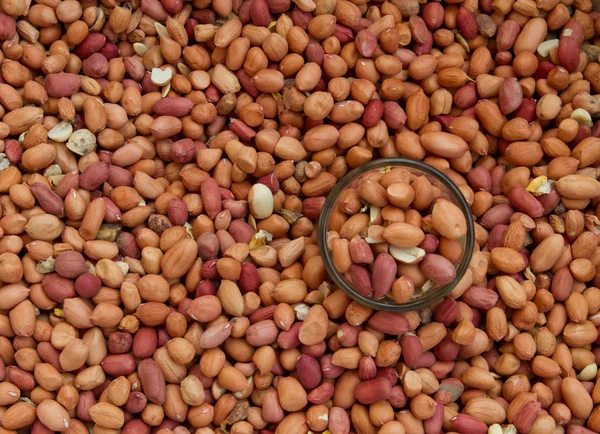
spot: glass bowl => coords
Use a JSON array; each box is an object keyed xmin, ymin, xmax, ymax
[{"xmin": 318, "ymin": 158, "xmax": 475, "ymax": 312}]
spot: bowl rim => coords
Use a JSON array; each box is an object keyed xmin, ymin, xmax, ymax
[{"xmin": 318, "ymin": 158, "xmax": 475, "ymax": 312}]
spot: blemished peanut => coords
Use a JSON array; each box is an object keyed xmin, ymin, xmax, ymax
[{"xmin": 0, "ymin": 0, "xmax": 597, "ymax": 433}]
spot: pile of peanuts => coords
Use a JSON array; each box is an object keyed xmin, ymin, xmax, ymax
[
  {"xmin": 326, "ymin": 165, "xmax": 471, "ymax": 303},
  {"xmin": 0, "ymin": 0, "xmax": 599, "ymax": 433}
]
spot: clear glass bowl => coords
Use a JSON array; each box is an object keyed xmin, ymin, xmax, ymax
[{"xmin": 318, "ymin": 158, "xmax": 475, "ymax": 312}]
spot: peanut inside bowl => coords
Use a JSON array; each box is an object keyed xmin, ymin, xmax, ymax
[{"xmin": 319, "ymin": 158, "xmax": 475, "ymax": 311}]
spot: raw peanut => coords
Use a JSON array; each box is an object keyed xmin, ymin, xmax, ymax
[
  {"xmin": 354, "ymin": 378, "xmax": 392, "ymax": 404},
  {"xmin": 490, "ymin": 247, "xmax": 525, "ymax": 274},
  {"xmin": 9, "ymin": 300, "xmax": 36, "ymax": 337},
  {"xmin": 495, "ymin": 276, "xmax": 527, "ymax": 308},
  {"xmin": 277, "ymin": 377, "xmax": 307, "ymax": 411},
  {"xmin": 451, "ymin": 414, "xmax": 488, "ymax": 434},
  {"xmin": 74, "ymin": 33, "xmax": 106, "ymax": 58},
  {"xmin": 307, "ymin": 382, "xmax": 335, "ymax": 404},
  {"xmin": 480, "ymin": 204, "xmax": 514, "ymax": 229},
  {"xmin": 296, "ymin": 355, "xmax": 322, "ymax": 390},
  {"xmin": 246, "ymin": 320, "xmax": 279, "ymax": 346},
  {"xmin": 200, "ymin": 178, "xmax": 222, "ymax": 219},
  {"xmin": 508, "ymin": 187, "xmax": 544, "ymax": 218},
  {"xmin": 55, "ymin": 251, "xmax": 87, "ymax": 279},
  {"xmin": 422, "ymin": 3, "xmax": 443, "ymax": 30},
  {"xmin": 329, "ymin": 406, "xmax": 351, "ymax": 434},
  {"xmin": 42, "ymin": 273, "xmax": 76, "ymax": 303},
  {"xmin": 498, "ymin": 78, "xmax": 523, "ymax": 115},
  {"xmin": 161, "ymin": 239, "xmax": 198, "ymax": 279},
  {"xmin": 138, "ymin": 359, "xmax": 166, "ymax": 405},
  {"xmin": 79, "ymin": 161, "xmax": 110, "ymax": 191},
  {"xmin": 420, "ymin": 254, "xmax": 456, "ymax": 285},
  {"xmin": 475, "ymin": 100, "xmax": 507, "ymax": 137},
  {"xmin": 461, "ymin": 286, "xmax": 499, "ymax": 310},
  {"xmin": 0, "ymin": 12, "xmax": 17, "ymax": 41},
  {"xmin": 355, "ymin": 30, "xmax": 377, "ymax": 57},
  {"xmin": 349, "ymin": 264, "xmax": 372, "ymax": 297},
  {"xmin": 530, "ymin": 234, "xmax": 565, "ymax": 272},
  {"xmin": 371, "ymin": 254, "xmax": 396, "ymax": 299},
  {"xmin": 383, "ymin": 223, "xmax": 425, "ymax": 248},
  {"xmin": 420, "ymin": 132, "xmax": 469, "ymax": 158},
  {"xmin": 456, "ymin": 7, "xmax": 478, "ymax": 40},
  {"xmin": 44, "ymin": 73, "xmax": 81, "ymax": 97},
  {"xmin": 555, "ymin": 175, "xmax": 600, "ymax": 200},
  {"xmin": 514, "ymin": 17, "xmax": 548, "ymax": 54},
  {"xmin": 218, "ymin": 366, "xmax": 249, "ymax": 392},
  {"xmin": 102, "ymin": 354, "xmax": 136, "ymax": 377},
  {"xmin": 198, "ymin": 321, "xmax": 232, "ymax": 349},
  {"xmin": 409, "ymin": 16, "xmax": 429, "ymax": 44},
  {"xmin": 88, "ymin": 402, "xmax": 124, "ymax": 429},
  {"xmin": 362, "ymin": 100, "xmax": 384, "ymax": 128},
  {"xmin": 298, "ymin": 305, "xmax": 328, "ymax": 345},
  {"xmin": 303, "ymin": 125, "xmax": 339, "ymax": 151},
  {"xmin": 349, "ymin": 237, "xmax": 374, "ymax": 265},
  {"xmin": 153, "ymin": 97, "xmax": 195, "ymax": 116},
  {"xmin": 558, "ymin": 20, "xmax": 584, "ymax": 73},
  {"xmin": 383, "ymin": 102, "xmax": 407, "ymax": 129},
  {"xmin": 431, "ymin": 200, "xmax": 467, "ymax": 240},
  {"xmin": 496, "ymin": 20, "xmax": 520, "ymax": 51},
  {"xmin": 368, "ymin": 312, "xmax": 411, "ymax": 335},
  {"xmin": 36, "ymin": 399, "xmax": 70, "ymax": 431}
]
